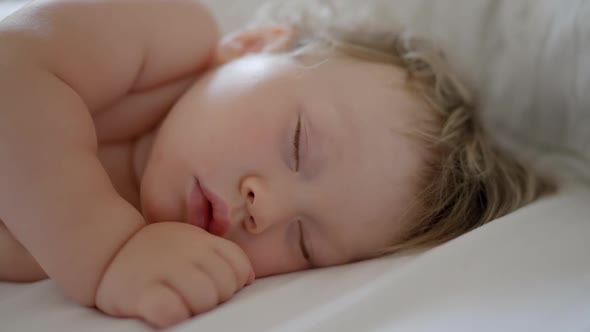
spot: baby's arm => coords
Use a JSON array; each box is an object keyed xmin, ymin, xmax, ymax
[{"xmin": 0, "ymin": 0, "xmax": 218, "ymax": 305}]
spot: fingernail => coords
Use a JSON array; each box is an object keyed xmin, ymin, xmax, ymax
[{"xmin": 245, "ymin": 270, "xmax": 255, "ymax": 286}]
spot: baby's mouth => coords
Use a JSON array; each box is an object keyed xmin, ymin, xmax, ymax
[
  {"xmin": 187, "ymin": 178, "xmax": 212, "ymax": 232},
  {"xmin": 187, "ymin": 178, "xmax": 231, "ymax": 237}
]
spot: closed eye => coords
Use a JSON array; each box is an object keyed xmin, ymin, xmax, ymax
[
  {"xmin": 297, "ymin": 219, "xmax": 311, "ymax": 261},
  {"xmin": 293, "ymin": 115, "xmax": 302, "ymax": 171}
]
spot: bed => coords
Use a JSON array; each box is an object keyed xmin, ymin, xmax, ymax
[{"xmin": 1, "ymin": 1, "xmax": 589, "ymax": 331}]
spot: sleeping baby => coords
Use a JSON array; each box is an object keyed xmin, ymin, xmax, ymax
[{"xmin": 0, "ymin": 0, "xmax": 555, "ymax": 328}]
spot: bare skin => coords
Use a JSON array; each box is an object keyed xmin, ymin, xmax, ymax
[{"xmin": 0, "ymin": 0, "xmax": 253, "ymax": 328}]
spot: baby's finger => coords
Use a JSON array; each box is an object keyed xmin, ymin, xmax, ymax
[
  {"xmin": 214, "ymin": 240, "xmax": 254, "ymax": 287},
  {"xmin": 168, "ymin": 267, "xmax": 219, "ymax": 315},
  {"xmin": 137, "ymin": 282, "xmax": 191, "ymax": 329},
  {"xmin": 199, "ymin": 254, "xmax": 239, "ymax": 302}
]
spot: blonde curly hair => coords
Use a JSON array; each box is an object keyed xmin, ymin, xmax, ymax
[{"xmin": 251, "ymin": 0, "xmax": 557, "ymax": 255}]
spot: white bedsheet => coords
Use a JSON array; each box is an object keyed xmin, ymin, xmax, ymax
[
  {"xmin": 1, "ymin": 183, "xmax": 589, "ymax": 332},
  {"xmin": 1, "ymin": 1, "xmax": 590, "ymax": 332}
]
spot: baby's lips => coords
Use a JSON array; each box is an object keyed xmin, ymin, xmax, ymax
[{"xmin": 245, "ymin": 270, "xmax": 255, "ymax": 286}]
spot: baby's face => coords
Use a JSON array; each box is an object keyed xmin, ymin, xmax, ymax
[{"xmin": 141, "ymin": 53, "xmax": 425, "ymax": 277}]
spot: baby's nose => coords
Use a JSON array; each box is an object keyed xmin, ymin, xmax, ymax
[
  {"xmin": 240, "ymin": 176, "xmax": 258, "ymax": 209},
  {"xmin": 240, "ymin": 176, "xmax": 289, "ymax": 234}
]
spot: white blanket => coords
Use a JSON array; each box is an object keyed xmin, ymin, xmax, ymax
[{"xmin": 1, "ymin": 1, "xmax": 589, "ymax": 331}]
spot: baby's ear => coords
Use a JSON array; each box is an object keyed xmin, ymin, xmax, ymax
[{"xmin": 214, "ymin": 25, "xmax": 298, "ymax": 65}]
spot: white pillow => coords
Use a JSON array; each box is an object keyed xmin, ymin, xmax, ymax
[{"xmin": 0, "ymin": 1, "xmax": 23, "ymax": 19}]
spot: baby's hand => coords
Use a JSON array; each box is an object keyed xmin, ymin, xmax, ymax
[{"xmin": 95, "ymin": 222, "xmax": 253, "ymax": 329}]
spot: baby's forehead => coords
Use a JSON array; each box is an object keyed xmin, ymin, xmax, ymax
[{"xmin": 218, "ymin": 52, "xmax": 430, "ymax": 157}]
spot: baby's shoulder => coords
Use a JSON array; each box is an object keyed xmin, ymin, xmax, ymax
[{"xmin": 92, "ymin": 75, "xmax": 194, "ymax": 143}]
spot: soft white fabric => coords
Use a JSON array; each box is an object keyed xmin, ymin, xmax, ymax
[
  {"xmin": 1, "ymin": 1, "xmax": 589, "ymax": 332},
  {"xmin": 0, "ymin": 1, "xmax": 22, "ymax": 18}
]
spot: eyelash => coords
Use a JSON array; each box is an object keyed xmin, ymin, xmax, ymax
[
  {"xmin": 293, "ymin": 118, "xmax": 310, "ymax": 263},
  {"xmin": 297, "ymin": 219, "xmax": 310, "ymax": 261},
  {"xmin": 293, "ymin": 116, "xmax": 302, "ymax": 172}
]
